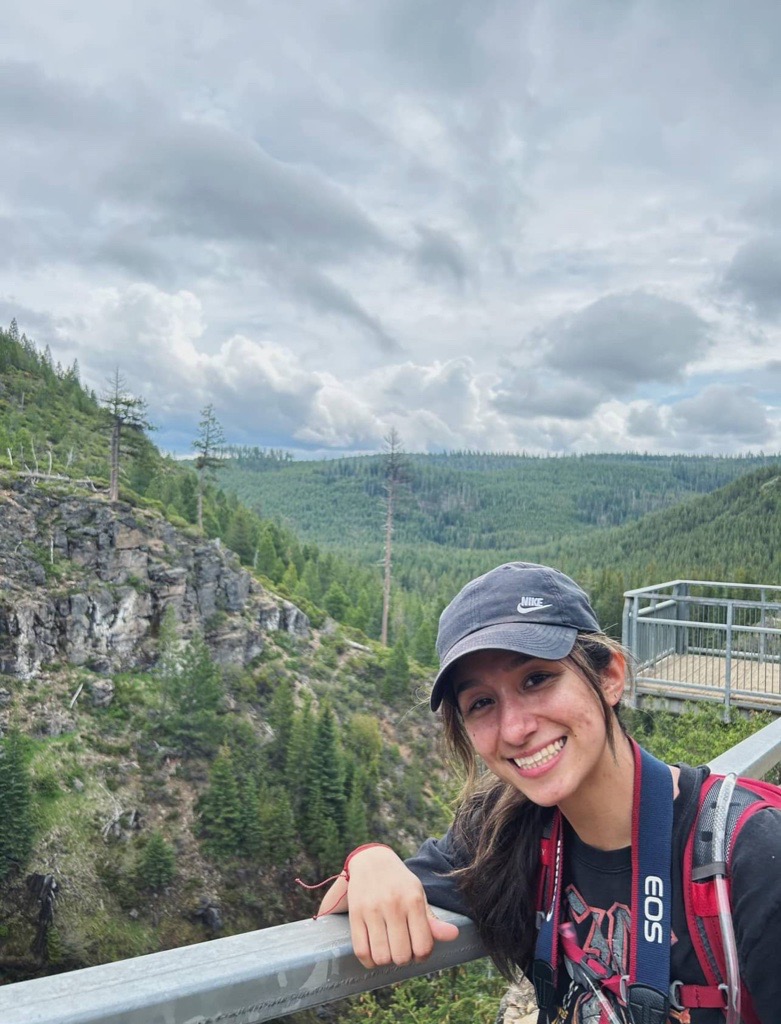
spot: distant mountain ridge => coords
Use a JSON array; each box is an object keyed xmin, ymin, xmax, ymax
[{"xmin": 215, "ymin": 450, "xmax": 777, "ymax": 553}]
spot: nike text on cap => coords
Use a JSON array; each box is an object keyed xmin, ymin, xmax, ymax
[{"xmin": 430, "ymin": 561, "xmax": 601, "ymax": 710}]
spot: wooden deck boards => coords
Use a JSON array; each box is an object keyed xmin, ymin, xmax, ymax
[{"xmin": 636, "ymin": 652, "xmax": 781, "ymax": 708}]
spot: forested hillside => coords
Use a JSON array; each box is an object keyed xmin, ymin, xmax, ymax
[
  {"xmin": 542, "ymin": 464, "xmax": 781, "ymax": 580},
  {"xmin": 215, "ymin": 447, "xmax": 781, "ymax": 652},
  {"xmin": 0, "ymin": 322, "xmax": 394, "ymax": 644},
  {"xmin": 216, "ymin": 448, "xmax": 773, "ymax": 550}
]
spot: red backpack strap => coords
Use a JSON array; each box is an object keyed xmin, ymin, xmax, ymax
[{"xmin": 680, "ymin": 773, "xmax": 777, "ymax": 1024}]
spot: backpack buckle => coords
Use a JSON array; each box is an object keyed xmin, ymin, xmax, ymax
[{"xmin": 669, "ymin": 980, "xmax": 684, "ymax": 1011}]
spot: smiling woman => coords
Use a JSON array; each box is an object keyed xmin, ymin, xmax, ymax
[{"xmin": 317, "ymin": 562, "xmax": 781, "ymax": 1024}]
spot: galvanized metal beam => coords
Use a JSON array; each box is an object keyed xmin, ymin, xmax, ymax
[
  {"xmin": 0, "ymin": 908, "xmax": 483, "ymax": 1024},
  {"xmin": 708, "ymin": 714, "xmax": 781, "ymax": 778}
]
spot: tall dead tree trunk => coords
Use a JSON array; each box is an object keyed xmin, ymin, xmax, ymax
[
  {"xmin": 109, "ymin": 417, "xmax": 121, "ymax": 502},
  {"xmin": 381, "ymin": 480, "xmax": 394, "ymax": 647},
  {"xmin": 101, "ymin": 368, "xmax": 151, "ymax": 504},
  {"xmin": 380, "ymin": 428, "xmax": 406, "ymax": 647}
]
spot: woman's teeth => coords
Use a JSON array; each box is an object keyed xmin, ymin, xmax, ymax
[{"xmin": 513, "ymin": 738, "xmax": 565, "ymax": 770}]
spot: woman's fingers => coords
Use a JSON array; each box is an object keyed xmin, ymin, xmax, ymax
[
  {"xmin": 351, "ymin": 913, "xmax": 389, "ymax": 969},
  {"xmin": 350, "ymin": 894, "xmax": 457, "ymax": 968},
  {"xmin": 427, "ymin": 911, "xmax": 460, "ymax": 944}
]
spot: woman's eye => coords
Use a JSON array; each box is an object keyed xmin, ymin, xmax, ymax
[
  {"xmin": 524, "ymin": 672, "xmax": 551, "ymax": 690},
  {"xmin": 464, "ymin": 695, "xmax": 492, "ymax": 715}
]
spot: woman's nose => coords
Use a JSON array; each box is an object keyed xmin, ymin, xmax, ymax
[{"xmin": 498, "ymin": 697, "xmax": 536, "ymax": 745}]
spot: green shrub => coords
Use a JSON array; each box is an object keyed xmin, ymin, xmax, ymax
[{"xmin": 136, "ymin": 831, "xmax": 176, "ymax": 891}]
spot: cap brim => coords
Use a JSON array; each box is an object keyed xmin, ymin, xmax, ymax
[{"xmin": 430, "ymin": 622, "xmax": 578, "ymax": 710}]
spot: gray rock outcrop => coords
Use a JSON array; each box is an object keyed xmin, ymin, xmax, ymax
[{"xmin": 0, "ymin": 482, "xmax": 309, "ymax": 679}]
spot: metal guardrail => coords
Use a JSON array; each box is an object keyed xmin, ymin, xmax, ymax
[
  {"xmin": 0, "ymin": 908, "xmax": 483, "ymax": 1024},
  {"xmin": 708, "ymin": 712, "xmax": 781, "ymax": 777},
  {"xmin": 622, "ymin": 579, "xmax": 781, "ymax": 714},
  {"xmin": 3, "ymin": 717, "xmax": 781, "ymax": 1024}
]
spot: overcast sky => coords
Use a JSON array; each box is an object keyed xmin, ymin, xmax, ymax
[{"xmin": 3, "ymin": 0, "xmax": 781, "ymax": 456}]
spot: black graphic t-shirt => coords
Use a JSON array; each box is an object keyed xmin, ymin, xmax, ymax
[
  {"xmin": 551, "ymin": 826, "xmax": 689, "ymax": 1024},
  {"xmin": 405, "ymin": 763, "xmax": 781, "ymax": 1024}
]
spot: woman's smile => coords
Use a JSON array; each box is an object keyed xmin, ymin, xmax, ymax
[{"xmin": 511, "ymin": 736, "xmax": 567, "ymax": 775}]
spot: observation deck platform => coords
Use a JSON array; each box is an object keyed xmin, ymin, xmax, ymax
[{"xmin": 623, "ymin": 579, "xmax": 781, "ymax": 716}]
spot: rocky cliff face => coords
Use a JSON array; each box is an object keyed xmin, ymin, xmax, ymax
[{"xmin": 0, "ymin": 481, "xmax": 308, "ymax": 679}]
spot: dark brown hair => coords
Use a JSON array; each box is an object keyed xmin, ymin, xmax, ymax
[{"xmin": 441, "ymin": 633, "xmax": 629, "ymax": 979}]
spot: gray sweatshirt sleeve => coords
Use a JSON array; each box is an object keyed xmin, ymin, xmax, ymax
[{"xmin": 404, "ymin": 829, "xmax": 472, "ymax": 917}]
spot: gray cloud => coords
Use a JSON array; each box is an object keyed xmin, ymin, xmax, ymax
[
  {"xmin": 493, "ymin": 376, "xmax": 603, "ymax": 420},
  {"xmin": 672, "ymin": 386, "xmax": 772, "ymax": 444},
  {"xmin": 414, "ymin": 225, "xmax": 470, "ymax": 288},
  {"xmin": 543, "ymin": 292, "xmax": 711, "ymax": 391},
  {"xmin": 627, "ymin": 386, "xmax": 773, "ymax": 448},
  {"xmin": 276, "ymin": 258, "xmax": 401, "ymax": 354},
  {"xmin": 109, "ymin": 121, "xmax": 391, "ymax": 261},
  {"xmin": 0, "ymin": 60, "xmax": 118, "ymax": 137},
  {"xmin": 723, "ymin": 235, "xmax": 781, "ymax": 320},
  {"xmin": 626, "ymin": 403, "xmax": 665, "ymax": 439}
]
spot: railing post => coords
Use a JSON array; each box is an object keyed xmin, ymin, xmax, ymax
[
  {"xmin": 724, "ymin": 600, "xmax": 734, "ymax": 723},
  {"xmin": 632, "ymin": 593, "xmax": 639, "ymax": 666},
  {"xmin": 622, "ymin": 596, "xmax": 635, "ymax": 707},
  {"xmin": 674, "ymin": 582, "xmax": 687, "ymax": 655},
  {"xmin": 760, "ymin": 588, "xmax": 767, "ymax": 661}
]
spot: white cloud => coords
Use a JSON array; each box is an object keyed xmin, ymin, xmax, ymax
[{"xmin": 3, "ymin": 2, "xmax": 781, "ymax": 457}]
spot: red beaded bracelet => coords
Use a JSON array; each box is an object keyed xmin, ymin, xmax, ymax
[{"xmin": 295, "ymin": 843, "xmax": 392, "ymax": 919}]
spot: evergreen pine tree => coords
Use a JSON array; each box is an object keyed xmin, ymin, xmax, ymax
[
  {"xmin": 258, "ymin": 789, "xmax": 297, "ymax": 865},
  {"xmin": 383, "ymin": 640, "xmax": 410, "ymax": 701},
  {"xmin": 316, "ymin": 815, "xmax": 343, "ymax": 871},
  {"xmin": 286, "ymin": 694, "xmax": 316, "ymax": 828},
  {"xmin": 300, "ymin": 560, "xmax": 323, "ymax": 604},
  {"xmin": 136, "ymin": 830, "xmax": 176, "ymax": 890},
  {"xmin": 343, "ymin": 714, "xmax": 382, "ymax": 811},
  {"xmin": 343, "ymin": 767, "xmax": 370, "ymax": 848},
  {"xmin": 192, "ymin": 404, "xmax": 226, "ymax": 533},
  {"xmin": 267, "ymin": 680, "xmax": 296, "ymax": 775},
  {"xmin": 198, "ymin": 747, "xmax": 243, "ymax": 859},
  {"xmin": 280, "ymin": 561, "xmax": 299, "ymax": 594},
  {"xmin": 0, "ymin": 729, "xmax": 34, "ymax": 879},
  {"xmin": 323, "ymin": 581, "xmax": 350, "ymax": 620},
  {"xmin": 312, "ymin": 704, "xmax": 346, "ymax": 831},
  {"xmin": 255, "ymin": 528, "xmax": 279, "ymax": 578},
  {"xmin": 226, "ymin": 507, "xmax": 257, "ymax": 565},
  {"xmin": 166, "ymin": 632, "xmax": 223, "ymax": 756},
  {"xmin": 100, "ymin": 368, "xmax": 152, "ymax": 502},
  {"xmin": 302, "ymin": 704, "xmax": 346, "ymax": 851},
  {"xmin": 156, "ymin": 605, "xmax": 182, "ymax": 717},
  {"xmin": 412, "ymin": 618, "xmax": 437, "ymax": 666},
  {"xmin": 241, "ymin": 786, "xmax": 265, "ymax": 859}
]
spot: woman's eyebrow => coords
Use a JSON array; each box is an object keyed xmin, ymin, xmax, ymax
[
  {"xmin": 452, "ymin": 654, "xmax": 533, "ymax": 697},
  {"xmin": 453, "ymin": 678, "xmax": 478, "ymax": 698}
]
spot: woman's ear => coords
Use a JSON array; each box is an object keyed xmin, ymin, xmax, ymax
[{"xmin": 602, "ymin": 651, "xmax": 627, "ymax": 707}]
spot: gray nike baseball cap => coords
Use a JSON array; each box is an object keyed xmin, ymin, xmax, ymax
[{"xmin": 431, "ymin": 561, "xmax": 601, "ymax": 710}]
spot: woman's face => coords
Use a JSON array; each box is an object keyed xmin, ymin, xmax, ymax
[{"xmin": 450, "ymin": 648, "xmax": 625, "ymax": 811}]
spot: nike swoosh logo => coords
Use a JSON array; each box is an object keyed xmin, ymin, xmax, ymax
[{"xmin": 516, "ymin": 603, "xmax": 552, "ymax": 614}]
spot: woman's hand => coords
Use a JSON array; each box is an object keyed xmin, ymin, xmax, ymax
[{"xmin": 317, "ymin": 845, "xmax": 459, "ymax": 969}]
